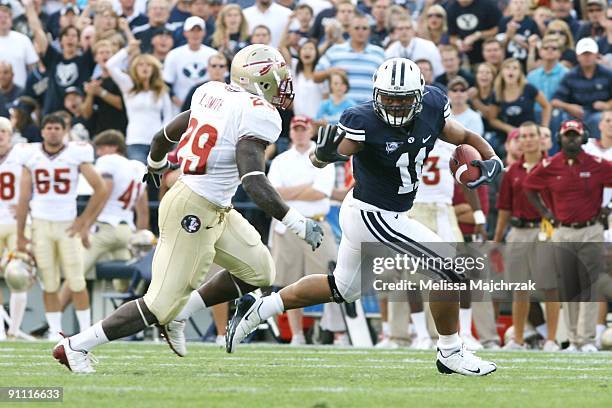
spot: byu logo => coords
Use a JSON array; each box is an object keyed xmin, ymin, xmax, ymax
[
  {"xmin": 181, "ymin": 215, "xmax": 201, "ymax": 233},
  {"xmin": 56, "ymin": 62, "xmax": 78, "ymax": 87},
  {"xmin": 407, "ymin": 137, "xmax": 415, "ymax": 144},
  {"xmin": 386, "ymin": 141, "xmax": 403, "ymax": 153},
  {"xmin": 182, "ymin": 63, "xmax": 207, "ymax": 79}
]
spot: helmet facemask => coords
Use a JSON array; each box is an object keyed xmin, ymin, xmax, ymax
[
  {"xmin": 373, "ymin": 88, "xmax": 423, "ymax": 127},
  {"xmin": 270, "ymin": 72, "xmax": 294, "ymax": 110}
]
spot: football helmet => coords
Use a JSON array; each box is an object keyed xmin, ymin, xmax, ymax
[
  {"xmin": 372, "ymin": 58, "xmax": 425, "ymax": 127},
  {"xmin": 3, "ymin": 252, "xmax": 36, "ymax": 292},
  {"xmin": 128, "ymin": 229, "xmax": 157, "ymax": 258},
  {"xmin": 230, "ymin": 44, "xmax": 294, "ymax": 110}
]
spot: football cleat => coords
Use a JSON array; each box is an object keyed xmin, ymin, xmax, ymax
[
  {"xmin": 461, "ymin": 334, "xmax": 484, "ymax": 351},
  {"xmin": 159, "ymin": 320, "xmax": 187, "ymax": 357},
  {"xmin": 226, "ymin": 294, "xmax": 262, "ymax": 353},
  {"xmin": 542, "ymin": 340, "xmax": 560, "ymax": 352},
  {"xmin": 215, "ymin": 335, "xmax": 225, "ymax": 347},
  {"xmin": 563, "ymin": 343, "xmax": 579, "ymax": 353},
  {"xmin": 290, "ymin": 334, "xmax": 306, "ymax": 346},
  {"xmin": 502, "ymin": 339, "xmax": 526, "ymax": 351},
  {"xmin": 436, "ymin": 344, "xmax": 497, "ymax": 376},
  {"xmin": 580, "ymin": 343, "xmax": 598, "ymax": 353},
  {"xmin": 52, "ymin": 334, "xmax": 97, "ymax": 374}
]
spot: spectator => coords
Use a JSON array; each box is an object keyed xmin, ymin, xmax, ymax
[
  {"xmin": 117, "ymin": 0, "xmax": 148, "ymax": 30},
  {"xmin": 317, "ymin": 18, "xmax": 345, "ymax": 55},
  {"xmin": 46, "ymin": 2, "xmax": 80, "ymax": 41},
  {"xmin": 435, "ymin": 44, "xmax": 475, "ymax": 88},
  {"xmin": 62, "ymin": 86, "xmax": 90, "ymax": 140},
  {"xmin": 11, "ymin": 0, "xmax": 49, "ymax": 40},
  {"xmin": 250, "ymin": 24, "xmax": 271, "ymax": 45},
  {"xmin": 82, "ymin": 40, "xmax": 127, "ymax": 135},
  {"xmin": 323, "ymin": 0, "xmax": 354, "ymax": 45},
  {"xmin": 132, "ymin": 0, "xmax": 175, "ymax": 53},
  {"xmin": 178, "ymin": 0, "xmax": 216, "ymax": 46},
  {"xmin": 211, "ymin": 4, "xmax": 249, "ymax": 61},
  {"xmin": 544, "ymin": 19, "xmax": 577, "ymax": 68},
  {"xmin": 28, "ymin": 1, "xmax": 96, "ymax": 115},
  {"xmin": 416, "ymin": 3, "xmax": 449, "ymax": 46},
  {"xmin": 576, "ymin": 0, "xmax": 607, "ymax": 42},
  {"xmin": 498, "ymin": 0, "xmax": 540, "ymax": 66},
  {"xmin": 292, "ymin": 39, "xmax": 325, "ymax": 120},
  {"xmin": 150, "ymin": 27, "xmax": 174, "ymax": 63},
  {"xmin": 468, "ymin": 62, "xmax": 499, "ymax": 151},
  {"xmin": 385, "ymin": 15, "xmax": 444, "ymax": 78},
  {"xmin": 9, "ymin": 96, "xmax": 41, "ymax": 143},
  {"xmin": 163, "ymin": 16, "xmax": 217, "ymax": 109},
  {"xmin": 527, "ymin": 35, "xmax": 568, "ymax": 132},
  {"xmin": 106, "ymin": 44, "xmax": 173, "ymax": 163},
  {"xmin": 0, "ymin": 62, "xmax": 23, "ymax": 114},
  {"xmin": 549, "ymin": 0, "xmax": 580, "ymax": 37},
  {"xmin": 279, "ymin": 4, "xmax": 314, "ymax": 62},
  {"xmin": 314, "ymin": 12, "xmax": 385, "ymax": 103},
  {"xmin": 169, "ymin": 0, "xmax": 192, "ymax": 26},
  {"xmin": 310, "ymin": 0, "xmax": 342, "ymax": 42},
  {"xmin": 482, "ymin": 38, "xmax": 504, "ymax": 72},
  {"xmin": 0, "ymin": 0, "xmax": 39, "ymax": 89},
  {"xmin": 600, "ymin": 5, "xmax": 612, "ymax": 70},
  {"xmin": 447, "ymin": 0, "xmax": 502, "ymax": 65},
  {"xmin": 491, "ymin": 58, "xmax": 551, "ymax": 137},
  {"xmin": 448, "ymin": 76, "xmax": 484, "ymax": 136},
  {"xmin": 93, "ymin": 3, "xmax": 124, "ymax": 47},
  {"xmin": 80, "ymin": 25, "xmax": 97, "ymax": 52},
  {"xmin": 369, "ymin": 0, "xmax": 390, "ymax": 48},
  {"xmin": 181, "ymin": 52, "xmax": 229, "ymax": 112},
  {"xmin": 552, "ymin": 38, "xmax": 612, "ymax": 138},
  {"xmin": 243, "ymin": 0, "xmax": 292, "ymax": 48},
  {"xmin": 504, "ymin": 128, "xmax": 522, "ymax": 165},
  {"xmin": 532, "ymin": 6, "xmax": 553, "ymax": 38},
  {"xmin": 315, "ymin": 71, "xmax": 356, "ymax": 126}
]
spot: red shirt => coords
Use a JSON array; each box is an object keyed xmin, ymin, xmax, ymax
[
  {"xmin": 497, "ymin": 157, "xmax": 546, "ymax": 220},
  {"xmin": 452, "ymin": 183, "xmax": 489, "ymax": 235},
  {"xmin": 523, "ymin": 151, "xmax": 612, "ymax": 224}
]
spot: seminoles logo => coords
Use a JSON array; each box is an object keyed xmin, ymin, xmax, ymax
[
  {"xmin": 181, "ymin": 215, "xmax": 201, "ymax": 233},
  {"xmin": 259, "ymin": 64, "xmax": 273, "ymax": 75},
  {"xmin": 386, "ymin": 142, "xmax": 403, "ymax": 153}
]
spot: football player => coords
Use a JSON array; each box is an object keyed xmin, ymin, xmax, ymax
[
  {"xmin": 16, "ymin": 114, "xmax": 107, "ymax": 340},
  {"xmin": 53, "ymin": 44, "xmax": 323, "ymax": 373},
  {"xmin": 0, "ymin": 117, "xmax": 30, "ymax": 340},
  {"xmin": 227, "ymin": 58, "xmax": 503, "ymax": 376}
]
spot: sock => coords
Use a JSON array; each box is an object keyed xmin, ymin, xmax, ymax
[
  {"xmin": 437, "ymin": 333, "xmax": 461, "ymax": 351},
  {"xmin": 258, "ymin": 292, "xmax": 284, "ymax": 321},
  {"xmin": 411, "ymin": 311, "xmax": 429, "ymax": 339},
  {"xmin": 596, "ymin": 324, "xmax": 606, "ymax": 340},
  {"xmin": 0, "ymin": 306, "xmax": 6, "ymax": 339},
  {"xmin": 459, "ymin": 308, "xmax": 472, "ymax": 336},
  {"xmin": 8, "ymin": 292, "xmax": 27, "ymax": 336},
  {"xmin": 536, "ymin": 323, "xmax": 548, "ymax": 339},
  {"xmin": 382, "ymin": 321, "xmax": 390, "ymax": 338},
  {"xmin": 46, "ymin": 312, "xmax": 63, "ymax": 336},
  {"xmin": 175, "ymin": 291, "xmax": 207, "ymax": 321},
  {"xmin": 76, "ymin": 309, "xmax": 91, "ymax": 331},
  {"xmin": 70, "ymin": 321, "xmax": 109, "ymax": 352}
]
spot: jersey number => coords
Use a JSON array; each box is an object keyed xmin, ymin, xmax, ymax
[
  {"xmin": 421, "ymin": 156, "xmax": 441, "ymax": 185},
  {"xmin": 34, "ymin": 168, "xmax": 70, "ymax": 194},
  {"xmin": 118, "ymin": 180, "xmax": 143, "ymax": 210},
  {"xmin": 0, "ymin": 172, "xmax": 16, "ymax": 200},
  {"xmin": 396, "ymin": 147, "xmax": 427, "ymax": 194},
  {"xmin": 177, "ymin": 117, "xmax": 218, "ymax": 175}
]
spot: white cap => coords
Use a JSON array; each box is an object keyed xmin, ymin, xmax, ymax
[
  {"xmin": 576, "ymin": 38, "xmax": 598, "ymax": 55},
  {"xmin": 184, "ymin": 16, "xmax": 205, "ymax": 31},
  {"xmin": 0, "ymin": 116, "xmax": 12, "ymax": 133}
]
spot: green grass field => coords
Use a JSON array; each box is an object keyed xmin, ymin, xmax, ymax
[{"xmin": 1, "ymin": 342, "xmax": 611, "ymax": 407}]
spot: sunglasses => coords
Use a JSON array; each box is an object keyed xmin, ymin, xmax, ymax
[
  {"xmin": 210, "ymin": 64, "xmax": 226, "ymax": 68},
  {"xmin": 428, "ymin": 13, "xmax": 444, "ymax": 18},
  {"xmin": 352, "ymin": 26, "xmax": 370, "ymax": 31}
]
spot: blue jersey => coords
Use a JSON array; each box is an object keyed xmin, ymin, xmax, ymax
[{"xmin": 338, "ymin": 85, "xmax": 451, "ymax": 212}]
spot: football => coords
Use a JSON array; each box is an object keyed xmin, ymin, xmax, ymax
[{"xmin": 450, "ymin": 144, "xmax": 482, "ymax": 185}]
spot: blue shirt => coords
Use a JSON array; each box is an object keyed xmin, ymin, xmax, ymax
[
  {"xmin": 316, "ymin": 97, "xmax": 357, "ymax": 125},
  {"xmin": 553, "ymin": 65, "xmax": 612, "ymax": 111},
  {"xmin": 315, "ymin": 42, "xmax": 385, "ymax": 103},
  {"xmin": 527, "ymin": 62, "xmax": 568, "ymax": 112}
]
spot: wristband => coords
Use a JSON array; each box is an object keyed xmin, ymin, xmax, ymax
[
  {"xmin": 281, "ymin": 207, "xmax": 307, "ymax": 239},
  {"xmin": 147, "ymin": 153, "xmax": 168, "ymax": 169},
  {"xmin": 473, "ymin": 210, "xmax": 486, "ymax": 225}
]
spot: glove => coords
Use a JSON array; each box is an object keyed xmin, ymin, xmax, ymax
[
  {"xmin": 466, "ymin": 157, "xmax": 504, "ymax": 189},
  {"xmin": 143, "ymin": 154, "xmax": 176, "ymax": 188},
  {"xmin": 314, "ymin": 125, "xmax": 349, "ymax": 164},
  {"xmin": 282, "ymin": 208, "xmax": 324, "ymax": 251}
]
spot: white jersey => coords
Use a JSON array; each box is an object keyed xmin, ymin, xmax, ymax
[
  {"xmin": 414, "ymin": 139, "xmax": 456, "ymax": 205},
  {"xmin": 24, "ymin": 142, "xmax": 94, "ymax": 222},
  {"xmin": 178, "ymin": 81, "xmax": 282, "ymax": 207},
  {"xmin": 0, "ymin": 144, "xmax": 30, "ymax": 225},
  {"xmin": 583, "ymin": 138, "xmax": 611, "ymax": 207},
  {"xmin": 96, "ymin": 154, "xmax": 146, "ymax": 228}
]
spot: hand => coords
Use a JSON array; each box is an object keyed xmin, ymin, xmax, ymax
[
  {"xmin": 506, "ymin": 21, "xmax": 519, "ymax": 38},
  {"xmin": 304, "ymin": 219, "xmax": 324, "ymax": 251},
  {"xmin": 593, "ymin": 101, "xmax": 608, "ymax": 111},
  {"xmin": 16, "ymin": 235, "xmax": 30, "ymax": 253},
  {"xmin": 22, "ymin": 0, "xmax": 34, "ymax": 9},
  {"xmin": 84, "ymin": 79, "xmax": 102, "ymax": 96},
  {"xmin": 66, "ymin": 218, "xmax": 91, "ymax": 249},
  {"xmin": 118, "ymin": 17, "xmax": 130, "ymax": 33},
  {"xmin": 127, "ymin": 39, "xmax": 141, "ymax": 55},
  {"xmin": 314, "ymin": 124, "xmax": 349, "ymax": 164},
  {"xmin": 466, "ymin": 87, "xmax": 478, "ymax": 99},
  {"xmin": 466, "ymin": 157, "xmax": 504, "ymax": 188},
  {"xmin": 143, "ymin": 160, "xmax": 177, "ymax": 188},
  {"xmin": 528, "ymin": 34, "xmax": 539, "ymax": 49}
]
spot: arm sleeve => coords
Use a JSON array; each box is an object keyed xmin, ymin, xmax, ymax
[
  {"xmin": 238, "ymin": 100, "xmax": 282, "ymax": 144},
  {"xmin": 496, "ymin": 169, "xmax": 513, "ymax": 210},
  {"xmin": 106, "ymin": 48, "xmax": 134, "ymax": 94},
  {"xmin": 95, "ymin": 155, "xmax": 114, "ymax": 178},
  {"xmin": 337, "ymin": 108, "xmax": 366, "ymax": 142},
  {"xmin": 77, "ymin": 142, "xmax": 95, "ymax": 164},
  {"xmin": 312, "ymin": 164, "xmax": 336, "ymax": 197}
]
